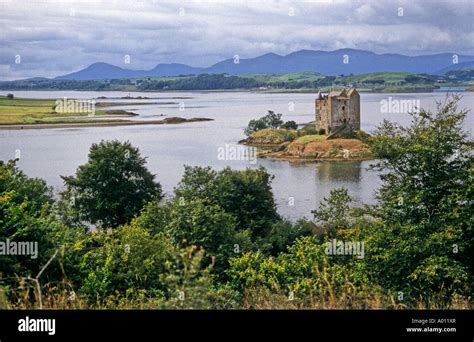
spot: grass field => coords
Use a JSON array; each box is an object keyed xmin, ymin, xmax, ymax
[
  {"xmin": 248, "ymin": 71, "xmax": 325, "ymax": 83},
  {"xmin": 0, "ymin": 96, "xmax": 136, "ymax": 124},
  {"xmin": 136, "ymin": 71, "xmax": 416, "ymax": 86},
  {"xmin": 294, "ymin": 134, "xmax": 326, "ymax": 143}
]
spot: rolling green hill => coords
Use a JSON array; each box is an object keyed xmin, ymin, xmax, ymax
[{"xmin": 1, "ymin": 70, "xmax": 472, "ymax": 92}]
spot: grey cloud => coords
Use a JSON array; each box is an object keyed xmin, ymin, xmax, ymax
[{"xmin": 0, "ymin": 0, "xmax": 472, "ymax": 80}]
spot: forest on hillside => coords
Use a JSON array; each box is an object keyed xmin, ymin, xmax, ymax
[{"xmin": 1, "ymin": 70, "xmax": 472, "ymax": 92}]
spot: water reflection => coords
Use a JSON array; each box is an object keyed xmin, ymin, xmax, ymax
[
  {"xmin": 316, "ymin": 161, "xmax": 362, "ymax": 182},
  {"xmin": 269, "ymin": 159, "xmax": 376, "ymax": 219}
]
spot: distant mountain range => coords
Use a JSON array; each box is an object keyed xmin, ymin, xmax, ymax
[{"xmin": 53, "ymin": 49, "xmax": 474, "ymax": 81}]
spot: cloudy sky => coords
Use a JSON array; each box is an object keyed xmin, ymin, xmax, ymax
[{"xmin": 1, "ymin": 0, "xmax": 473, "ymax": 80}]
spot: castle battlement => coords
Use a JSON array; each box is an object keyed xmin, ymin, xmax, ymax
[{"xmin": 315, "ymin": 88, "xmax": 360, "ymax": 134}]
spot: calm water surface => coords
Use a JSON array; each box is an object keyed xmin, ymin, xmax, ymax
[{"xmin": 0, "ymin": 90, "xmax": 472, "ymax": 220}]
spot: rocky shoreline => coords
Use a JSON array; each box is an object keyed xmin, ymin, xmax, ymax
[{"xmin": 241, "ymin": 135, "xmax": 373, "ymax": 161}]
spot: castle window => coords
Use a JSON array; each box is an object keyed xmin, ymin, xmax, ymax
[{"xmin": 342, "ymin": 106, "xmax": 345, "ymax": 111}]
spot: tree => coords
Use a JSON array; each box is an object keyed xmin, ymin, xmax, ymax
[
  {"xmin": 214, "ymin": 167, "xmax": 280, "ymax": 237},
  {"xmin": 281, "ymin": 120, "xmax": 298, "ymax": 130},
  {"xmin": 244, "ymin": 110, "xmax": 286, "ymax": 136},
  {"xmin": 173, "ymin": 166, "xmax": 217, "ymax": 202},
  {"xmin": 311, "ymin": 188, "xmax": 352, "ymax": 236},
  {"xmin": 0, "ymin": 159, "xmax": 53, "ymax": 214},
  {"xmin": 166, "ymin": 199, "xmax": 247, "ymax": 273},
  {"xmin": 264, "ymin": 219, "xmax": 314, "ymax": 255},
  {"xmin": 0, "ymin": 160, "xmax": 58, "ymax": 283},
  {"xmin": 174, "ymin": 166, "xmax": 280, "ymax": 238},
  {"xmin": 366, "ymin": 95, "xmax": 473, "ymax": 301},
  {"xmin": 244, "ymin": 118, "xmax": 267, "ymax": 136},
  {"xmin": 61, "ymin": 140, "xmax": 162, "ymax": 228},
  {"xmin": 262, "ymin": 110, "xmax": 283, "ymax": 129}
]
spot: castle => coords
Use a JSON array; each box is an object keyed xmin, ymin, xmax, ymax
[{"xmin": 315, "ymin": 88, "xmax": 360, "ymax": 134}]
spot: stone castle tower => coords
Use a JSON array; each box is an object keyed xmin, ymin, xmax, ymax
[{"xmin": 315, "ymin": 88, "xmax": 360, "ymax": 134}]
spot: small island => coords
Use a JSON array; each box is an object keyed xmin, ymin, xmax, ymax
[{"xmin": 240, "ymin": 88, "xmax": 373, "ymax": 161}]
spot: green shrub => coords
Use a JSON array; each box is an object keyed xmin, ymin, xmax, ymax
[
  {"xmin": 296, "ymin": 123, "xmax": 318, "ymax": 136},
  {"xmin": 78, "ymin": 223, "xmax": 175, "ymax": 301},
  {"xmin": 356, "ymin": 130, "xmax": 371, "ymax": 144},
  {"xmin": 251, "ymin": 128, "xmax": 296, "ymax": 144},
  {"xmin": 281, "ymin": 120, "xmax": 298, "ymax": 130},
  {"xmin": 227, "ymin": 236, "xmax": 378, "ymax": 308},
  {"xmin": 263, "ymin": 219, "xmax": 314, "ymax": 255}
]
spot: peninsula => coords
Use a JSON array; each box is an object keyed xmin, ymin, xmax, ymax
[{"xmin": 0, "ymin": 95, "xmax": 213, "ymax": 129}]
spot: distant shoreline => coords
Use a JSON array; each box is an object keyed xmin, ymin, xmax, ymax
[
  {"xmin": 0, "ymin": 117, "xmax": 213, "ymax": 130},
  {"xmin": 1, "ymin": 87, "xmax": 472, "ymax": 95},
  {"xmin": 2, "ymin": 70, "xmax": 472, "ymax": 94}
]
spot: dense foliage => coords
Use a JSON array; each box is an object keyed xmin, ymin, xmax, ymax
[
  {"xmin": 0, "ymin": 160, "xmax": 57, "ymax": 280},
  {"xmin": 0, "ymin": 70, "xmax": 459, "ymax": 92},
  {"xmin": 366, "ymin": 95, "xmax": 473, "ymax": 301}
]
